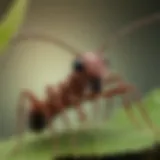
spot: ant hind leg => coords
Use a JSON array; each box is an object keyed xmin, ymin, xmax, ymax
[{"xmin": 10, "ymin": 97, "xmax": 27, "ymax": 155}]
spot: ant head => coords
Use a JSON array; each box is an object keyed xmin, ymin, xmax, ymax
[
  {"xmin": 28, "ymin": 110, "xmax": 47, "ymax": 133},
  {"xmin": 73, "ymin": 47, "xmax": 109, "ymax": 79}
]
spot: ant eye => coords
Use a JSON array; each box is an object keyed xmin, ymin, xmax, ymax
[{"xmin": 72, "ymin": 59, "xmax": 84, "ymax": 72}]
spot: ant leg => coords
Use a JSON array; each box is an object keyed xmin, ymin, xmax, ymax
[
  {"xmin": 103, "ymin": 73, "xmax": 156, "ymax": 130},
  {"xmin": 61, "ymin": 107, "xmax": 78, "ymax": 150},
  {"xmin": 47, "ymin": 120, "xmax": 60, "ymax": 152},
  {"xmin": 102, "ymin": 84, "xmax": 142, "ymax": 129},
  {"xmin": 83, "ymin": 93, "xmax": 100, "ymax": 124},
  {"xmin": 122, "ymin": 94, "xmax": 142, "ymax": 129},
  {"xmin": 11, "ymin": 93, "xmax": 28, "ymax": 154},
  {"xmin": 11, "ymin": 90, "xmax": 41, "ymax": 154},
  {"xmin": 130, "ymin": 87, "xmax": 158, "ymax": 131},
  {"xmin": 75, "ymin": 102, "xmax": 87, "ymax": 123},
  {"xmin": 61, "ymin": 108, "xmax": 71, "ymax": 129},
  {"xmin": 71, "ymin": 102, "xmax": 88, "ymax": 150},
  {"xmin": 92, "ymin": 95, "xmax": 100, "ymax": 122},
  {"xmin": 47, "ymin": 119, "xmax": 54, "ymax": 138},
  {"xmin": 104, "ymin": 97, "xmax": 115, "ymax": 121},
  {"xmin": 68, "ymin": 95, "xmax": 87, "ymax": 123}
]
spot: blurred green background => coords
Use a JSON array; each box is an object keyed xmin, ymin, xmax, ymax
[
  {"xmin": 0, "ymin": 0, "xmax": 159, "ymax": 140},
  {"xmin": 0, "ymin": 0, "xmax": 28, "ymax": 53}
]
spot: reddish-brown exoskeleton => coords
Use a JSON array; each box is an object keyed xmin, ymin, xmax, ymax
[
  {"xmin": 13, "ymin": 50, "xmax": 156, "ymax": 153},
  {"xmin": 11, "ymin": 12, "xmax": 160, "ymax": 152}
]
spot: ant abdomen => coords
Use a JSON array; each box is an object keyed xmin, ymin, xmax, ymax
[{"xmin": 28, "ymin": 111, "xmax": 47, "ymax": 133}]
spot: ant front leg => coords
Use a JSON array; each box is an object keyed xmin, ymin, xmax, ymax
[
  {"xmin": 90, "ymin": 94, "xmax": 101, "ymax": 123},
  {"xmin": 129, "ymin": 86, "xmax": 158, "ymax": 132},
  {"xmin": 119, "ymin": 84, "xmax": 156, "ymax": 131},
  {"xmin": 89, "ymin": 78, "xmax": 103, "ymax": 123},
  {"xmin": 102, "ymin": 84, "xmax": 143, "ymax": 129},
  {"xmin": 122, "ymin": 93, "xmax": 143, "ymax": 129},
  {"xmin": 103, "ymin": 73, "xmax": 144, "ymax": 128},
  {"xmin": 103, "ymin": 83, "xmax": 157, "ymax": 131}
]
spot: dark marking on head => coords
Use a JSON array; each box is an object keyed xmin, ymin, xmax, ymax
[
  {"xmin": 72, "ymin": 59, "xmax": 85, "ymax": 72},
  {"xmin": 90, "ymin": 78, "xmax": 102, "ymax": 93},
  {"xmin": 28, "ymin": 111, "xmax": 47, "ymax": 133}
]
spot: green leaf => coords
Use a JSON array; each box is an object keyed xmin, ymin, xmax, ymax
[{"xmin": 0, "ymin": 89, "xmax": 160, "ymax": 160}]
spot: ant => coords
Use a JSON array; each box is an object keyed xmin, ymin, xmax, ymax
[
  {"xmin": 12, "ymin": 49, "xmax": 157, "ymax": 154},
  {"xmin": 10, "ymin": 11, "xmax": 160, "ymax": 153}
]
